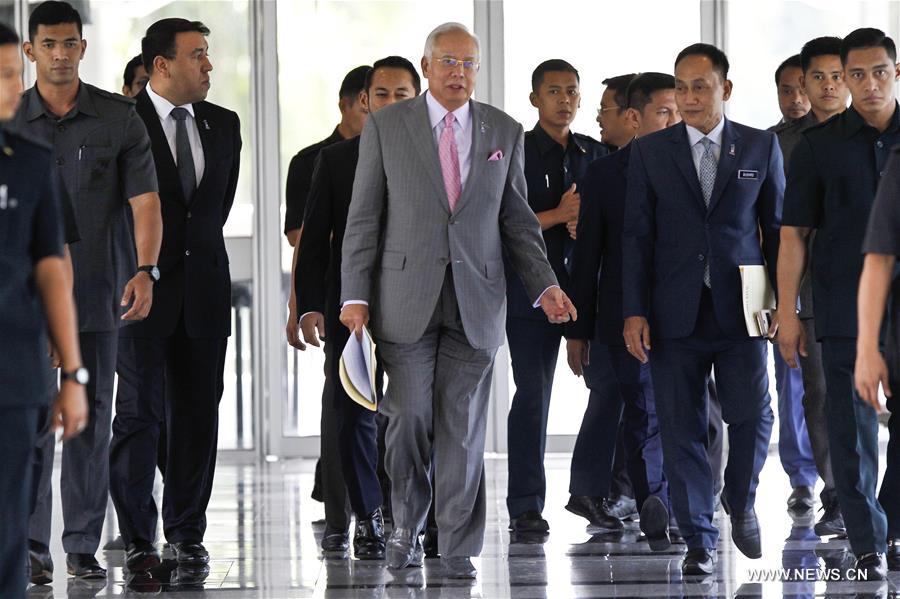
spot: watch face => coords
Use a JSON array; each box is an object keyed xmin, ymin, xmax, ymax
[
  {"xmin": 151, "ymin": 266, "xmax": 160, "ymax": 281},
  {"xmin": 75, "ymin": 368, "xmax": 90, "ymax": 385}
]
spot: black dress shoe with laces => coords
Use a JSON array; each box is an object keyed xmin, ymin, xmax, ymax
[
  {"xmin": 854, "ymin": 552, "xmax": 887, "ymax": 581},
  {"xmin": 353, "ymin": 509, "xmax": 386, "ymax": 560},
  {"xmin": 681, "ymin": 548, "xmax": 717, "ymax": 576},
  {"xmin": 887, "ymin": 538, "xmax": 900, "ymax": 571},
  {"xmin": 814, "ymin": 492, "xmax": 845, "ymax": 537},
  {"xmin": 66, "ymin": 553, "xmax": 107, "ymax": 579},
  {"xmin": 29, "ymin": 541, "xmax": 53, "ymax": 585},
  {"xmin": 509, "ymin": 510, "xmax": 550, "ymax": 533},
  {"xmin": 565, "ymin": 496, "xmax": 624, "ymax": 533},
  {"xmin": 640, "ymin": 496, "xmax": 671, "ymax": 551},
  {"xmin": 125, "ymin": 540, "xmax": 161, "ymax": 572},
  {"xmin": 321, "ymin": 525, "xmax": 350, "ymax": 556},
  {"xmin": 172, "ymin": 541, "xmax": 209, "ymax": 566},
  {"xmin": 731, "ymin": 509, "xmax": 762, "ymax": 559},
  {"xmin": 786, "ymin": 485, "xmax": 815, "ymax": 517}
]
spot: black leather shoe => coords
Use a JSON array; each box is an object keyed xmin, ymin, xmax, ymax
[
  {"xmin": 731, "ymin": 509, "xmax": 762, "ymax": 559},
  {"xmin": 442, "ymin": 556, "xmax": 476, "ymax": 579},
  {"xmin": 814, "ymin": 493, "xmax": 845, "ymax": 537},
  {"xmin": 787, "ymin": 485, "xmax": 815, "ymax": 517},
  {"xmin": 854, "ymin": 552, "xmax": 887, "ymax": 581},
  {"xmin": 321, "ymin": 525, "xmax": 350, "ymax": 557},
  {"xmin": 353, "ymin": 509, "xmax": 385, "ymax": 560},
  {"xmin": 125, "ymin": 540, "xmax": 161, "ymax": 572},
  {"xmin": 639, "ymin": 496, "xmax": 671, "ymax": 551},
  {"xmin": 887, "ymin": 538, "xmax": 900, "ymax": 571},
  {"xmin": 29, "ymin": 541, "xmax": 53, "ymax": 585},
  {"xmin": 386, "ymin": 528, "xmax": 424, "ymax": 569},
  {"xmin": 65, "ymin": 553, "xmax": 107, "ymax": 579},
  {"xmin": 607, "ymin": 494, "xmax": 638, "ymax": 520},
  {"xmin": 681, "ymin": 548, "xmax": 717, "ymax": 576},
  {"xmin": 423, "ymin": 525, "xmax": 439, "ymax": 558},
  {"xmin": 509, "ymin": 510, "xmax": 549, "ymax": 533},
  {"xmin": 565, "ymin": 496, "xmax": 624, "ymax": 533},
  {"xmin": 172, "ymin": 541, "xmax": 209, "ymax": 566}
]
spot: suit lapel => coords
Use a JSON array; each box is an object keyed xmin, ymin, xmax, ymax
[
  {"xmin": 452, "ymin": 99, "xmax": 486, "ymax": 215},
  {"xmin": 402, "ymin": 95, "xmax": 450, "ymax": 214},
  {"xmin": 136, "ymin": 90, "xmax": 185, "ymax": 203},
  {"xmin": 707, "ymin": 118, "xmax": 741, "ymax": 213},
  {"xmin": 668, "ymin": 124, "xmax": 706, "ymax": 210}
]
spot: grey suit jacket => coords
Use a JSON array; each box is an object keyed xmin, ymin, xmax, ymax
[{"xmin": 341, "ymin": 93, "xmax": 557, "ymax": 350}]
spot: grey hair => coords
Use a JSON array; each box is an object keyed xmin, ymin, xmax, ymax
[{"xmin": 423, "ymin": 22, "xmax": 480, "ymax": 61}]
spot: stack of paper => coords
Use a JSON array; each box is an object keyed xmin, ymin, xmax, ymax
[
  {"xmin": 739, "ymin": 264, "xmax": 776, "ymax": 337},
  {"xmin": 339, "ymin": 327, "xmax": 378, "ymax": 411}
]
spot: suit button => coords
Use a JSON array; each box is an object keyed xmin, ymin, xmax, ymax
[
  {"xmin": 187, "ymin": 211, "xmax": 192, "ymax": 218},
  {"xmin": 877, "ymin": 140, "xmax": 884, "ymax": 148},
  {"xmin": 697, "ymin": 254, "xmax": 705, "ymax": 261},
  {"xmin": 185, "ymin": 250, "xmax": 191, "ymax": 257},
  {"xmin": 57, "ymin": 124, "xmax": 65, "ymax": 132},
  {"xmin": 56, "ymin": 157, "xmax": 64, "ymax": 166}
]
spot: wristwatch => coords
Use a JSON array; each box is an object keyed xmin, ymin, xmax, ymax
[
  {"xmin": 61, "ymin": 367, "xmax": 90, "ymax": 385},
  {"xmin": 137, "ymin": 265, "xmax": 161, "ymax": 282}
]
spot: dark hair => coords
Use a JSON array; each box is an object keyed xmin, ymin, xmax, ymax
[
  {"xmin": 339, "ymin": 65, "xmax": 370, "ymax": 103},
  {"xmin": 364, "ymin": 56, "xmax": 421, "ymax": 95},
  {"xmin": 0, "ymin": 21, "xmax": 19, "ymax": 46},
  {"xmin": 531, "ymin": 59, "xmax": 579, "ymax": 93},
  {"xmin": 840, "ymin": 27, "xmax": 896, "ymax": 65},
  {"xmin": 774, "ymin": 54, "xmax": 802, "ymax": 85},
  {"xmin": 28, "ymin": 1, "xmax": 82, "ymax": 41},
  {"xmin": 800, "ymin": 36, "xmax": 843, "ymax": 73},
  {"xmin": 141, "ymin": 18, "xmax": 210, "ymax": 73},
  {"xmin": 123, "ymin": 54, "xmax": 143, "ymax": 88},
  {"xmin": 675, "ymin": 42, "xmax": 730, "ymax": 80},
  {"xmin": 626, "ymin": 72, "xmax": 676, "ymax": 113},
  {"xmin": 601, "ymin": 73, "xmax": 637, "ymax": 113}
]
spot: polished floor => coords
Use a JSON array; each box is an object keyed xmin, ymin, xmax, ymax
[{"xmin": 29, "ymin": 447, "xmax": 899, "ymax": 598}]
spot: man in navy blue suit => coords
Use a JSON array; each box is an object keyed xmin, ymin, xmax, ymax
[
  {"xmin": 622, "ymin": 43, "xmax": 783, "ymax": 575},
  {"xmin": 566, "ymin": 72, "xmax": 680, "ymax": 550}
]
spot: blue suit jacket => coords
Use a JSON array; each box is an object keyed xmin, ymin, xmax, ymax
[
  {"xmin": 622, "ymin": 119, "xmax": 784, "ymax": 340},
  {"xmin": 567, "ymin": 145, "xmax": 630, "ymax": 345}
]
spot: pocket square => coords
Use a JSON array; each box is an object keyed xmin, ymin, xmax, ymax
[{"xmin": 488, "ymin": 150, "xmax": 503, "ymax": 161}]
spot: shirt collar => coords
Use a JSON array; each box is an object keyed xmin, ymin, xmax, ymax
[
  {"xmin": 146, "ymin": 81, "xmax": 195, "ymax": 121},
  {"xmin": 842, "ymin": 102, "xmax": 900, "ymax": 138},
  {"xmin": 24, "ymin": 80, "xmax": 97, "ymax": 122},
  {"xmin": 425, "ymin": 90, "xmax": 470, "ymax": 132},
  {"xmin": 531, "ymin": 122, "xmax": 582, "ymax": 156},
  {"xmin": 685, "ymin": 116, "xmax": 725, "ymax": 148}
]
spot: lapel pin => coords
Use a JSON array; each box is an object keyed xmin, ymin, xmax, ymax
[
  {"xmin": 203, "ymin": 119, "xmax": 210, "ymax": 130},
  {"xmin": 729, "ymin": 144, "xmax": 735, "ymax": 156}
]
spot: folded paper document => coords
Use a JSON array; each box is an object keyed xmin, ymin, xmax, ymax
[
  {"xmin": 739, "ymin": 265, "xmax": 776, "ymax": 337},
  {"xmin": 339, "ymin": 327, "xmax": 378, "ymax": 411}
]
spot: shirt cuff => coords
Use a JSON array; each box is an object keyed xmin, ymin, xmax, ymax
[
  {"xmin": 342, "ymin": 300, "xmax": 369, "ymax": 308},
  {"xmin": 533, "ymin": 285, "xmax": 559, "ymax": 308},
  {"xmin": 298, "ymin": 311, "xmax": 319, "ymax": 323}
]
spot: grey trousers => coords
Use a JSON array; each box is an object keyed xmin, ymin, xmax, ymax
[
  {"xmin": 799, "ymin": 318, "xmax": 835, "ymax": 497},
  {"xmin": 30, "ymin": 331, "xmax": 117, "ymax": 554},
  {"xmin": 377, "ymin": 271, "xmax": 496, "ymax": 558}
]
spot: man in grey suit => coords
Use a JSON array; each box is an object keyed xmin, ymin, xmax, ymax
[{"xmin": 340, "ymin": 23, "xmax": 576, "ymax": 579}]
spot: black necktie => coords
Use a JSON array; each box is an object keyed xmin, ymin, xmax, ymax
[{"xmin": 170, "ymin": 107, "xmax": 196, "ymax": 202}]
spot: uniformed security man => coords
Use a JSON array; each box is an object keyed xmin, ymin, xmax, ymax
[
  {"xmin": 9, "ymin": 1, "xmax": 162, "ymax": 580},
  {"xmin": 505, "ymin": 59, "xmax": 612, "ymax": 535},
  {"xmin": 0, "ymin": 21, "xmax": 88, "ymax": 599}
]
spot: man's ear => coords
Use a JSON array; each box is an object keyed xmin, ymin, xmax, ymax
[
  {"xmin": 359, "ymin": 90, "xmax": 370, "ymax": 113},
  {"xmin": 625, "ymin": 107, "xmax": 641, "ymax": 131},
  {"xmin": 722, "ymin": 78, "xmax": 734, "ymax": 102},
  {"xmin": 22, "ymin": 41, "xmax": 36, "ymax": 63},
  {"xmin": 529, "ymin": 91, "xmax": 538, "ymax": 108}
]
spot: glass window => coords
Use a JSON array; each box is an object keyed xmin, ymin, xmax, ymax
[
  {"xmin": 25, "ymin": 0, "xmax": 254, "ymax": 449},
  {"xmin": 277, "ymin": 1, "xmax": 474, "ymax": 438},
  {"xmin": 726, "ymin": 2, "xmax": 891, "ymax": 128},
  {"xmin": 503, "ymin": 0, "xmax": 701, "ymax": 436}
]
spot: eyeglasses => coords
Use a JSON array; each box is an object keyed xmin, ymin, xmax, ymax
[
  {"xmin": 596, "ymin": 106, "xmax": 621, "ymax": 116},
  {"xmin": 436, "ymin": 56, "xmax": 480, "ymax": 70}
]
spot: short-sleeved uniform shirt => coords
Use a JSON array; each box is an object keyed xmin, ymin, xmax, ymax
[
  {"xmin": 863, "ymin": 147, "xmax": 900, "ymax": 369},
  {"xmin": 0, "ymin": 127, "xmax": 64, "ymax": 406},
  {"xmin": 506, "ymin": 124, "xmax": 608, "ymax": 320},
  {"xmin": 284, "ymin": 126, "xmax": 344, "ymax": 234},
  {"xmin": 783, "ymin": 103, "xmax": 900, "ymax": 339},
  {"xmin": 8, "ymin": 82, "xmax": 159, "ymax": 332}
]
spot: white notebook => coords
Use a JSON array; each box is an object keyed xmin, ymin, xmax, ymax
[{"xmin": 739, "ymin": 265, "xmax": 776, "ymax": 337}]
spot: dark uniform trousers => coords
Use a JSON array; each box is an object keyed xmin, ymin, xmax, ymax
[
  {"xmin": 799, "ymin": 318, "xmax": 836, "ymax": 500},
  {"xmin": 108, "ymin": 316, "xmax": 226, "ymax": 545},
  {"xmin": 652, "ymin": 288, "xmax": 773, "ymax": 550},
  {"xmin": 29, "ymin": 331, "xmax": 117, "ymax": 554},
  {"xmin": 820, "ymin": 338, "xmax": 900, "ymax": 555},
  {"xmin": 2, "ymin": 407, "xmax": 41, "ymax": 598}
]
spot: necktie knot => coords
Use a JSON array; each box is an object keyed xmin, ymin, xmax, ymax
[
  {"xmin": 700, "ymin": 136, "xmax": 712, "ymax": 150},
  {"xmin": 443, "ymin": 112, "xmax": 456, "ymax": 128},
  {"xmin": 170, "ymin": 107, "xmax": 189, "ymax": 121}
]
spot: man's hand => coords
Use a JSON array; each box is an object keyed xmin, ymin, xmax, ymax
[
  {"xmin": 623, "ymin": 316, "xmax": 651, "ymax": 364},
  {"xmin": 566, "ymin": 220, "xmax": 577, "ymax": 240},
  {"xmin": 300, "ymin": 312, "xmax": 326, "ymax": 348},
  {"xmin": 53, "ymin": 380, "xmax": 88, "ymax": 441},
  {"xmin": 286, "ymin": 302, "xmax": 305, "ymax": 351},
  {"xmin": 773, "ymin": 309, "xmax": 806, "ymax": 369},
  {"xmin": 120, "ymin": 273, "xmax": 153, "ymax": 320},
  {"xmin": 48, "ymin": 341, "xmax": 61, "ymax": 369},
  {"xmin": 539, "ymin": 287, "xmax": 577, "ymax": 324},
  {"xmin": 556, "ymin": 183, "xmax": 580, "ymax": 224},
  {"xmin": 340, "ymin": 304, "xmax": 369, "ymax": 340},
  {"xmin": 566, "ymin": 339, "xmax": 590, "ymax": 376},
  {"xmin": 855, "ymin": 345, "xmax": 890, "ymax": 413}
]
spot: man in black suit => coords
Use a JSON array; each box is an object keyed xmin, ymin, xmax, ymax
[
  {"xmin": 567, "ymin": 72, "xmax": 681, "ymax": 549},
  {"xmin": 108, "ymin": 17, "xmax": 241, "ymax": 571},
  {"xmin": 295, "ymin": 56, "xmax": 420, "ymax": 559}
]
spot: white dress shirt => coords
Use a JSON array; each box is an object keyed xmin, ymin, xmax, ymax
[
  {"xmin": 425, "ymin": 90, "xmax": 472, "ymax": 189},
  {"xmin": 685, "ymin": 116, "xmax": 725, "ymax": 176},
  {"xmin": 146, "ymin": 81, "xmax": 205, "ymax": 183}
]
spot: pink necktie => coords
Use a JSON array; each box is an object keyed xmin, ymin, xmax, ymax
[{"xmin": 439, "ymin": 112, "xmax": 461, "ymax": 212}]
